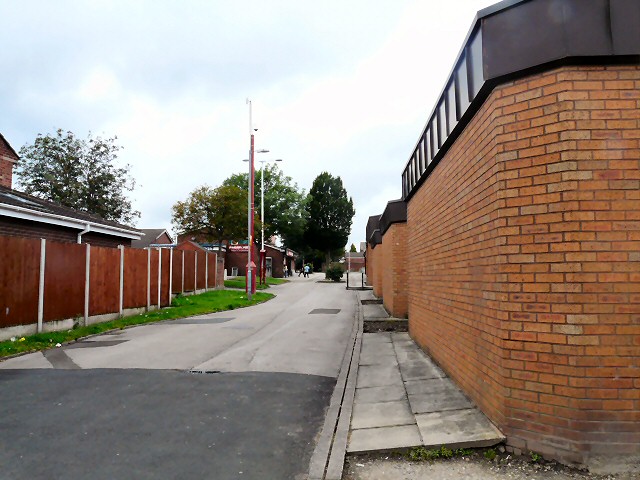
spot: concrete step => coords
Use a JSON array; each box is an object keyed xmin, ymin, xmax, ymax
[{"xmin": 363, "ymin": 318, "xmax": 408, "ymax": 333}]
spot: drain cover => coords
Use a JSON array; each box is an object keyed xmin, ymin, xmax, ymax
[{"xmin": 309, "ymin": 309, "xmax": 341, "ymax": 314}]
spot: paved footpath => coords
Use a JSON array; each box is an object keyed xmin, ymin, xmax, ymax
[{"xmin": 0, "ymin": 274, "xmax": 355, "ymax": 480}]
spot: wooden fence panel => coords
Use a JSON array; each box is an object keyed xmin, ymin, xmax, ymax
[
  {"xmin": 89, "ymin": 246, "xmax": 119, "ymax": 316},
  {"xmin": 123, "ymin": 247, "xmax": 147, "ymax": 309},
  {"xmin": 149, "ymin": 248, "xmax": 159, "ymax": 306},
  {"xmin": 160, "ymin": 249, "xmax": 171, "ymax": 306},
  {"xmin": 0, "ymin": 236, "xmax": 40, "ymax": 328},
  {"xmin": 183, "ymin": 250, "xmax": 195, "ymax": 292},
  {"xmin": 197, "ymin": 252, "xmax": 206, "ymax": 290},
  {"xmin": 44, "ymin": 241, "xmax": 84, "ymax": 322},
  {"xmin": 207, "ymin": 253, "xmax": 217, "ymax": 289},
  {"xmin": 171, "ymin": 250, "xmax": 183, "ymax": 294}
]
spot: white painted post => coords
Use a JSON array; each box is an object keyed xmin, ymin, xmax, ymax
[
  {"xmin": 37, "ymin": 238, "xmax": 46, "ymax": 333},
  {"xmin": 168, "ymin": 248, "xmax": 173, "ymax": 304},
  {"xmin": 147, "ymin": 248, "xmax": 151, "ymax": 309},
  {"xmin": 84, "ymin": 243, "xmax": 91, "ymax": 325},
  {"xmin": 119, "ymin": 245, "xmax": 124, "ymax": 317},
  {"xmin": 194, "ymin": 251, "xmax": 198, "ymax": 292},
  {"xmin": 205, "ymin": 251, "xmax": 209, "ymax": 291},
  {"xmin": 214, "ymin": 254, "xmax": 218, "ymax": 286},
  {"xmin": 157, "ymin": 247, "xmax": 161, "ymax": 308}
]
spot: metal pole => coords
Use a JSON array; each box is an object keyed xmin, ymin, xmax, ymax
[
  {"xmin": 246, "ymin": 99, "xmax": 254, "ymax": 300},
  {"xmin": 260, "ymin": 161, "xmax": 265, "ymax": 285}
]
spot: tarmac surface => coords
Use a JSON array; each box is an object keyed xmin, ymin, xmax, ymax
[{"xmin": 0, "ymin": 273, "xmax": 355, "ymax": 480}]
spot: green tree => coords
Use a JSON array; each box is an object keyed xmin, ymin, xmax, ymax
[
  {"xmin": 304, "ymin": 172, "xmax": 355, "ymax": 267},
  {"xmin": 222, "ymin": 163, "xmax": 307, "ymax": 250},
  {"xmin": 16, "ymin": 129, "xmax": 139, "ymax": 224},
  {"xmin": 171, "ymin": 184, "xmax": 249, "ymax": 255},
  {"xmin": 350, "ymin": 243, "xmax": 357, "ymax": 252}
]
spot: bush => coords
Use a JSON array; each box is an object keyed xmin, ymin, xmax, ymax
[{"xmin": 325, "ymin": 263, "xmax": 344, "ymax": 282}]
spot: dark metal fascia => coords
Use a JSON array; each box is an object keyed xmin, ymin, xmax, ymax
[
  {"xmin": 401, "ymin": 0, "xmax": 640, "ymax": 202},
  {"xmin": 379, "ymin": 199, "xmax": 407, "ymax": 236}
]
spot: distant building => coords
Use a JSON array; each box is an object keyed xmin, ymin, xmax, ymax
[{"xmin": 131, "ymin": 229, "xmax": 174, "ymax": 249}]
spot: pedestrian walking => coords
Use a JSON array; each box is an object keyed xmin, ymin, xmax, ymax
[{"xmin": 304, "ymin": 264, "xmax": 310, "ymax": 277}]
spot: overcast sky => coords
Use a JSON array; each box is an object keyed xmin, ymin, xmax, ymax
[{"xmin": 1, "ymin": 0, "xmax": 497, "ymax": 249}]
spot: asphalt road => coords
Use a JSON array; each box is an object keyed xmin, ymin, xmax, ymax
[{"xmin": 0, "ymin": 273, "xmax": 355, "ymax": 480}]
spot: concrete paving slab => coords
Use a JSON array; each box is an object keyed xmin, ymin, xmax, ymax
[
  {"xmin": 358, "ymin": 350, "xmax": 397, "ymax": 366},
  {"xmin": 356, "ymin": 365, "xmax": 404, "ymax": 388},
  {"xmin": 390, "ymin": 332, "xmax": 412, "ymax": 341},
  {"xmin": 416, "ymin": 408, "xmax": 505, "ymax": 449},
  {"xmin": 397, "ymin": 359, "xmax": 445, "ymax": 381},
  {"xmin": 408, "ymin": 391, "xmax": 472, "ymax": 414},
  {"xmin": 347, "ymin": 425, "xmax": 422, "ymax": 453},
  {"xmin": 350, "ymin": 400, "xmax": 414, "ymax": 430},
  {"xmin": 362, "ymin": 304, "xmax": 389, "ymax": 319},
  {"xmin": 360, "ymin": 342, "xmax": 395, "ymax": 359},
  {"xmin": 358, "ymin": 290, "xmax": 379, "ymax": 303},
  {"xmin": 404, "ymin": 377, "xmax": 459, "ymax": 395},
  {"xmin": 355, "ymin": 385, "xmax": 406, "ymax": 404},
  {"xmin": 363, "ymin": 332, "xmax": 392, "ymax": 344}
]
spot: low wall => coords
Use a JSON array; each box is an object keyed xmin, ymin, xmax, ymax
[{"xmin": 407, "ymin": 65, "xmax": 640, "ymax": 471}]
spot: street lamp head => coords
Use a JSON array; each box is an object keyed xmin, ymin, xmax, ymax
[{"xmin": 257, "ymin": 149, "xmax": 269, "ymax": 153}]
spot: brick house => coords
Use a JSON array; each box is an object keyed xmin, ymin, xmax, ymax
[
  {"xmin": 0, "ymin": 133, "xmax": 142, "ymax": 247},
  {"xmin": 0, "ymin": 133, "xmax": 19, "ymax": 189},
  {"xmin": 225, "ymin": 242, "xmax": 296, "ymax": 278},
  {"xmin": 131, "ymin": 228, "xmax": 174, "ymax": 248}
]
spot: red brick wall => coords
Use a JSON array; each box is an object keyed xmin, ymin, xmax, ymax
[
  {"xmin": 0, "ymin": 158, "xmax": 14, "ymax": 188},
  {"xmin": 407, "ymin": 65, "xmax": 640, "ymax": 469},
  {"xmin": 381, "ymin": 222, "xmax": 408, "ymax": 318},
  {"xmin": 0, "ymin": 136, "xmax": 18, "ymax": 189},
  {"xmin": 368, "ymin": 245, "xmax": 383, "ymax": 298}
]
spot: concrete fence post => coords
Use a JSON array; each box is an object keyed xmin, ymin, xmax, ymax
[
  {"xmin": 37, "ymin": 238, "xmax": 46, "ymax": 333},
  {"xmin": 84, "ymin": 243, "xmax": 91, "ymax": 325},
  {"xmin": 157, "ymin": 247, "xmax": 161, "ymax": 308},
  {"xmin": 147, "ymin": 248, "xmax": 151, "ymax": 309},
  {"xmin": 169, "ymin": 248, "xmax": 173, "ymax": 304}
]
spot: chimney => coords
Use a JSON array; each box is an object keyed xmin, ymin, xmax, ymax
[{"xmin": 0, "ymin": 134, "xmax": 19, "ymax": 189}]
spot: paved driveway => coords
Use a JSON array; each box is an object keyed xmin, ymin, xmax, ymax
[{"xmin": 0, "ymin": 274, "xmax": 355, "ymax": 480}]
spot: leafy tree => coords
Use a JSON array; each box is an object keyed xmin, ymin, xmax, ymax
[
  {"xmin": 350, "ymin": 243, "xmax": 357, "ymax": 253},
  {"xmin": 222, "ymin": 163, "xmax": 307, "ymax": 250},
  {"xmin": 304, "ymin": 172, "xmax": 355, "ymax": 267},
  {"xmin": 171, "ymin": 184, "xmax": 249, "ymax": 256},
  {"xmin": 15, "ymin": 129, "xmax": 139, "ymax": 224}
]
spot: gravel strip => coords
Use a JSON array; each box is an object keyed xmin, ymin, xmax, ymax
[{"xmin": 343, "ymin": 450, "xmax": 638, "ymax": 480}]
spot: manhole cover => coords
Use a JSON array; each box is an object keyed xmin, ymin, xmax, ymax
[{"xmin": 309, "ymin": 309, "xmax": 341, "ymax": 314}]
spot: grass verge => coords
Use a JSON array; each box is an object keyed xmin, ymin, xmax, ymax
[
  {"xmin": 0, "ymin": 289, "xmax": 274, "ymax": 359},
  {"xmin": 224, "ymin": 276, "xmax": 288, "ymax": 290}
]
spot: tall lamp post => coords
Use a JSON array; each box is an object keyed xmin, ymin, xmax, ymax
[
  {"xmin": 245, "ymin": 100, "xmax": 256, "ymax": 299},
  {"xmin": 257, "ymin": 156, "xmax": 282, "ymax": 284}
]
